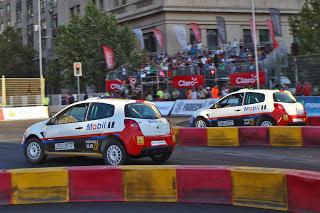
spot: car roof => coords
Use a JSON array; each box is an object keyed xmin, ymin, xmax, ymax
[
  {"xmin": 235, "ymin": 89, "xmax": 280, "ymax": 94},
  {"xmin": 68, "ymin": 98, "xmax": 138, "ymax": 107}
]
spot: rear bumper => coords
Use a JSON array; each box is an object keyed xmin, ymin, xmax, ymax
[
  {"xmin": 134, "ymin": 146, "xmax": 174, "ymax": 158},
  {"xmin": 277, "ymin": 114, "xmax": 308, "ymax": 126},
  {"xmin": 125, "ymin": 133, "xmax": 175, "ymax": 156}
]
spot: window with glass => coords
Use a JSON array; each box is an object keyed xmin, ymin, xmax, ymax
[
  {"xmin": 259, "ymin": 29, "xmax": 270, "ymax": 44},
  {"xmin": 27, "ymin": 24, "xmax": 34, "ymax": 47},
  {"xmin": 244, "ymin": 92, "xmax": 265, "ymax": 105},
  {"xmin": 125, "ymin": 103, "xmax": 162, "ymax": 119},
  {"xmin": 189, "ymin": 29, "xmax": 195, "ymax": 45},
  {"xmin": 27, "ymin": 0, "xmax": 33, "ymax": 18},
  {"xmin": 5, "ymin": 4, "xmax": 10, "ymax": 16},
  {"xmin": 218, "ymin": 93, "xmax": 244, "ymax": 108},
  {"xmin": 144, "ymin": 32, "xmax": 157, "ymax": 52},
  {"xmin": 243, "ymin": 29, "xmax": 252, "ymax": 45},
  {"xmin": 207, "ymin": 29, "xmax": 218, "ymax": 50},
  {"xmin": 56, "ymin": 104, "xmax": 88, "ymax": 124},
  {"xmin": 87, "ymin": 103, "xmax": 115, "ymax": 121},
  {"xmin": 40, "ymin": 0, "xmax": 45, "ymax": 13},
  {"xmin": 51, "ymin": 14, "xmax": 58, "ymax": 37},
  {"xmin": 0, "ymin": 8, "xmax": 3, "ymax": 17},
  {"xmin": 273, "ymin": 92, "xmax": 297, "ymax": 103},
  {"xmin": 16, "ymin": 1, "xmax": 22, "ymax": 23},
  {"xmin": 100, "ymin": 0, "xmax": 104, "ymax": 9}
]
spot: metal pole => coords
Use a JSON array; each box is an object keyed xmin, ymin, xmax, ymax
[
  {"xmin": 37, "ymin": 0, "xmax": 43, "ymax": 78},
  {"xmin": 251, "ymin": 0, "xmax": 260, "ymax": 89},
  {"xmin": 1, "ymin": 75, "xmax": 6, "ymax": 106},
  {"xmin": 294, "ymin": 56, "xmax": 299, "ymax": 83},
  {"xmin": 77, "ymin": 76, "xmax": 80, "ymax": 97},
  {"xmin": 140, "ymin": 71, "xmax": 143, "ymax": 99}
]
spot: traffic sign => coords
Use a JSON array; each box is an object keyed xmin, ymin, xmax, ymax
[{"xmin": 73, "ymin": 62, "xmax": 82, "ymax": 77}]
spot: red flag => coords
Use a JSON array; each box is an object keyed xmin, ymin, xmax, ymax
[
  {"xmin": 152, "ymin": 28, "xmax": 164, "ymax": 49},
  {"xmin": 190, "ymin": 23, "xmax": 202, "ymax": 43},
  {"xmin": 266, "ymin": 20, "xmax": 279, "ymax": 49},
  {"xmin": 102, "ymin": 45, "xmax": 115, "ymax": 70}
]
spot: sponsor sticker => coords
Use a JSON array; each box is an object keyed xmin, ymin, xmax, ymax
[
  {"xmin": 55, "ymin": 142, "xmax": 75, "ymax": 151},
  {"xmin": 137, "ymin": 136, "xmax": 144, "ymax": 145},
  {"xmin": 217, "ymin": 120, "xmax": 234, "ymax": 127},
  {"xmin": 151, "ymin": 140, "xmax": 167, "ymax": 146},
  {"xmin": 85, "ymin": 140, "xmax": 99, "ymax": 150}
]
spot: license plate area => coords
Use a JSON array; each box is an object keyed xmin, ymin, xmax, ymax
[
  {"xmin": 54, "ymin": 142, "xmax": 75, "ymax": 151},
  {"xmin": 151, "ymin": 140, "xmax": 167, "ymax": 146}
]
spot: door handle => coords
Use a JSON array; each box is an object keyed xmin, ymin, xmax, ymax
[
  {"xmin": 75, "ymin": 127, "xmax": 83, "ymax": 130},
  {"xmin": 234, "ymin": 109, "xmax": 241, "ymax": 112}
]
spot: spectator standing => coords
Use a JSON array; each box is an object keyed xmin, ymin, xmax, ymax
[
  {"xmin": 156, "ymin": 88, "xmax": 164, "ymax": 101},
  {"xmin": 191, "ymin": 88, "xmax": 198, "ymax": 100},
  {"xmin": 211, "ymin": 85, "xmax": 220, "ymax": 98},
  {"xmin": 68, "ymin": 93, "xmax": 75, "ymax": 104},
  {"xmin": 303, "ymin": 82, "xmax": 313, "ymax": 96},
  {"xmin": 84, "ymin": 93, "xmax": 88, "ymax": 100},
  {"xmin": 295, "ymin": 82, "xmax": 303, "ymax": 96},
  {"xmin": 172, "ymin": 88, "xmax": 180, "ymax": 100}
]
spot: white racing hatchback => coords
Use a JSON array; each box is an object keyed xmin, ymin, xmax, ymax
[
  {"xmin": 190, "ymin": 89, "xmax": 307, "ymax": 127},
  {"xmin": 22, "ymin": 99, "xmax": 175, "ymax": 165}
]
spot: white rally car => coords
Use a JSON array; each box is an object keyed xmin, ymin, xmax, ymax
[
  {"xmin": 191, "ymin": 89, "xmax": 307, "ymax": 127},
  {"xmin": 22, "ymin": 99, "xmax": 175, "ymax": 165}
]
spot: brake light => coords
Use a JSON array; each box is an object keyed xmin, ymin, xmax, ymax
[{"xmin": 124, "ymin": 119, "xmax": 141, "ymax": 130}]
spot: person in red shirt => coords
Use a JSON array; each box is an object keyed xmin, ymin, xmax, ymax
[
  {"xmin": 295, "ymin": 82, "xmax": 303, "ymax": 96},
  {"xmin": 211, "ymin": 85, "xmax": 220, "ymax": 98},
  {"xmin": 303, "ymin": 82, "xmax": 313, "ymax": 96}
]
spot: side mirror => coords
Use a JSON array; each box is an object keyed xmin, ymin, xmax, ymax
[
  {"xmin": 47, "ymin": 117, "xmax": 56, "ymax": 125},
  {"xmin": 210, "ymin": 103, "xmax": 218, "ymax": 109}
]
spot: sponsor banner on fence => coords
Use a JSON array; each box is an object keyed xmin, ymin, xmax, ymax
[
  {"xmin": 205, "ymin": 98, "xmax": 219, "ymax": 106},
  {"xmin": 172, "ymin": 75, "xmax": 204, "ymax": 89},
  {"xmin": 153, "ymin": 101, "xmax": 175, "ymax": 116},
  {"xmin": 296, "ymin": 96, "xmax": 320, "ymax": 117},
  {"xmin": 171, "ymin": 99, "xmax": 206, "ymax": 116},
  {"xmin": 1, "ymin": 106, "xmax": 49, "ymax": 121},
  {"xmin": 230, "ymin": 71, "xmax": 266, "ymax": 87},
  {"xmin": 105, "ymin": 80, "xmax": 123, "ymax": 92}
]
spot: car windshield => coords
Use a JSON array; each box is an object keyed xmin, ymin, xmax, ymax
[
  {"xmin": 125, "ymin": 102, "xmax": 162, "ymax": 119},
  {"xmin": 273, "ymin": 92, "xmax": 297, "ymax": 103}
]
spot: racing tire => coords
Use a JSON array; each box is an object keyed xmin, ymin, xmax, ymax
[
  {"xmin": 103, "ymin": 140, "xmax": 129, "ymax": 166},
  {"xmin": 150, "ymin": 150, "xmax": 172, "ymax": 163},
  {"xmin": 24, "ymin": 137, "xmax": 47, "ymax": 164},
  {"xmin": 194, "ymin": 117, "xmax": 209, "ymax": 128},
  {"xmin": 257, "ymin": 117, "xmax": 275, "ymax": 126}
]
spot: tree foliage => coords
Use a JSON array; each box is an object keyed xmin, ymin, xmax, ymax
[
  {"xmin": 0, "ymin": 27, "xmax": 37, "ymax": 77},
  {"xmin": 55, "ymin": 2, "xmax": 139, "ymax": 92},
  {"xmin": 289, "ymin": 0, "xmax": 320, "ymax": 54}
]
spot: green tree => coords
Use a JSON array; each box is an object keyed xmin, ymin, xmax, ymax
[
  {"xmin": 289, "ymin": 0, "xmax": 320, "ymax": 54},
  {"xmin": 0, "ymin": 27, "xmax": 37, "ymax": 77},
  {"xmin": 55, "ymin": 2, "xmax": 140, "ymax": 92}
]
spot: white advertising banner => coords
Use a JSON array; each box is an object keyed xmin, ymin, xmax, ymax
[
  {"xmin": 132, "ymin": 28, "xmax": 145, "ymax": 49},
  {"xmin": 171, "ymin": 99, "xmax": 207, "ymax": 116},
  {"xmin": 153, "ymin": 101, "xmax": 175, "ymax": 116},
  {"xmin": 172, "ymin": 25, "xmax": 188, "ymax": 50},
  {"xmin": 2, "ymin": 106, "xmax": 49, "ymax": 121}
]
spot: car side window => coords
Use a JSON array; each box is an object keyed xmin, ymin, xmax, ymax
[
  {"xmin": 218, "ymin": 93, "xmax": 244, "ymax": 108},
  {"xmin": 56, "ymin": 104, "xmax": 88, "ymax": 124},
  {"xmin": 244, "ymin": 92, "xmax": 265, "ymax": 105},
  {"xmin": 87, "ymin": 103, "xmax": 115, "ymax": 121}
]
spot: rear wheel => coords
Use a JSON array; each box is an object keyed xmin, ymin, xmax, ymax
[
  {"xmin": 257, "ymin": 117, "xmax": 275, "ymax": 126},
  {"xmin": 194, "ymin": 117, "xmax": 209, "ymax": 127},
  {"xmin": 150, "ymin": 150, "xmax": 172, "ymax": 163},
  {"xmin": 24, "ymin": 138, "xmax": 47, "ymax": 164},
  {"xmin": 103, "ymin": 140, "xmax": 129, "ymax": 165}
]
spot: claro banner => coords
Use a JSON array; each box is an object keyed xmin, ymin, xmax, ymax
[
  {"xmin": 105, "ymin": 80, "xmax": 123, "ymax": 92},
  {"xmin": 172, "ymin": 75, "xmax": 204, "ymax": 89},
  {"xmin": 230, "ymin": 72, "xmax": 266, "ymax": 87}
]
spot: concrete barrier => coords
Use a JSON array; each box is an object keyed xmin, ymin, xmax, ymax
[
  {"xmin": 1, "ymin": 166, "xmax": 320, "ymax": 212},
  {"xmin": 174, "ymin": 126, "xmax": 320, "ymax": 147}
]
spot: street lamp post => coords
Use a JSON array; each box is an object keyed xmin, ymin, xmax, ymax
[
  {"xmin": 251, "ymin": 0, "xmax": 260, "ymax": 89},
  {"xmin": 38, "ymin": 0, "xmax": 43, "ymax": 78}
]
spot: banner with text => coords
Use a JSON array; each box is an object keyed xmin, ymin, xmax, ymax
[
  {"xmin": 153, "ymin": 101, "xmax": 175, "ymax": 116},
  {"xmin": 230, "ymin": 71, "xmax": 266, "ymax": 87},
  {"xmin": 105, "ymin": 80, "xmax": 123, "ymax": 92},
  {"xmin": 132, "ymin": 28, "xmax": 145, "ymax": 49},
  {"xmin": 216, "ymin": 16, "xmax": 227, "ymax": 44},
  {"xmin": 171, "ymin": 99, "xmax": 206, "ymax": 116},
  {"xmin": 296, "ymin": 96, "xmax": 320, "ymax": 117},
  {"xmin": 269, "ymin": 8, "xmax": 282, "ymax": 37},
  {"xmin": 172, "ymin": 75, "xmax": 205, "ymax": 89}
]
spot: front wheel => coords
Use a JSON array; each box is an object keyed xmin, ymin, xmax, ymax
[
  {"xmin": 150, "ymin": 150, "xmax": 172, "ymax": 163},
  {"xmin": 24, "ymin": 138, "xmax": 47, "ymax": 164},
  {"xmin": 103, "ymin": 140, "xmax": 129, "ymax": 165},
  {"xmin": 194, "ymin": 117, "xmax": 209, "ymax": 127}
]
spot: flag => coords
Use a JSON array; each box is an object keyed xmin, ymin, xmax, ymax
[
  {"xmin": 190, "ymin": 23, "xmax": 201, "ymax": 43},
  {"xmin": 132, "ymin": 28, "xmax": 145, "ymax": 49},
  {"xmin": 266, "ymin": 20, "xmax": 279, "ymax": 49},
  {"xmin": 216, "ymin": 16, "xmax": 227, "ymax": 44},
  {"xmin": 172, "ymin": 25, "xmax": 188, "ymax": 50},
  {"xmin": 152, "ymin": 28, "xmax": 164, "ymax": 49},
  {"xmin": 102, "ymin": 45, "xmax": 115, "ymax": 70},
  {"xmin": 269, "ymin": 8, "xmax": 282, "ymax": 37}
]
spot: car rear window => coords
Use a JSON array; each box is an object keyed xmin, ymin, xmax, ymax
[
  {"xmin": 273, "ymin": 92, "xmax": 297, "ymax": 103},
  {"xmin": 125, "ymin": 102, "xmax": 162, "ymax": 119}
]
